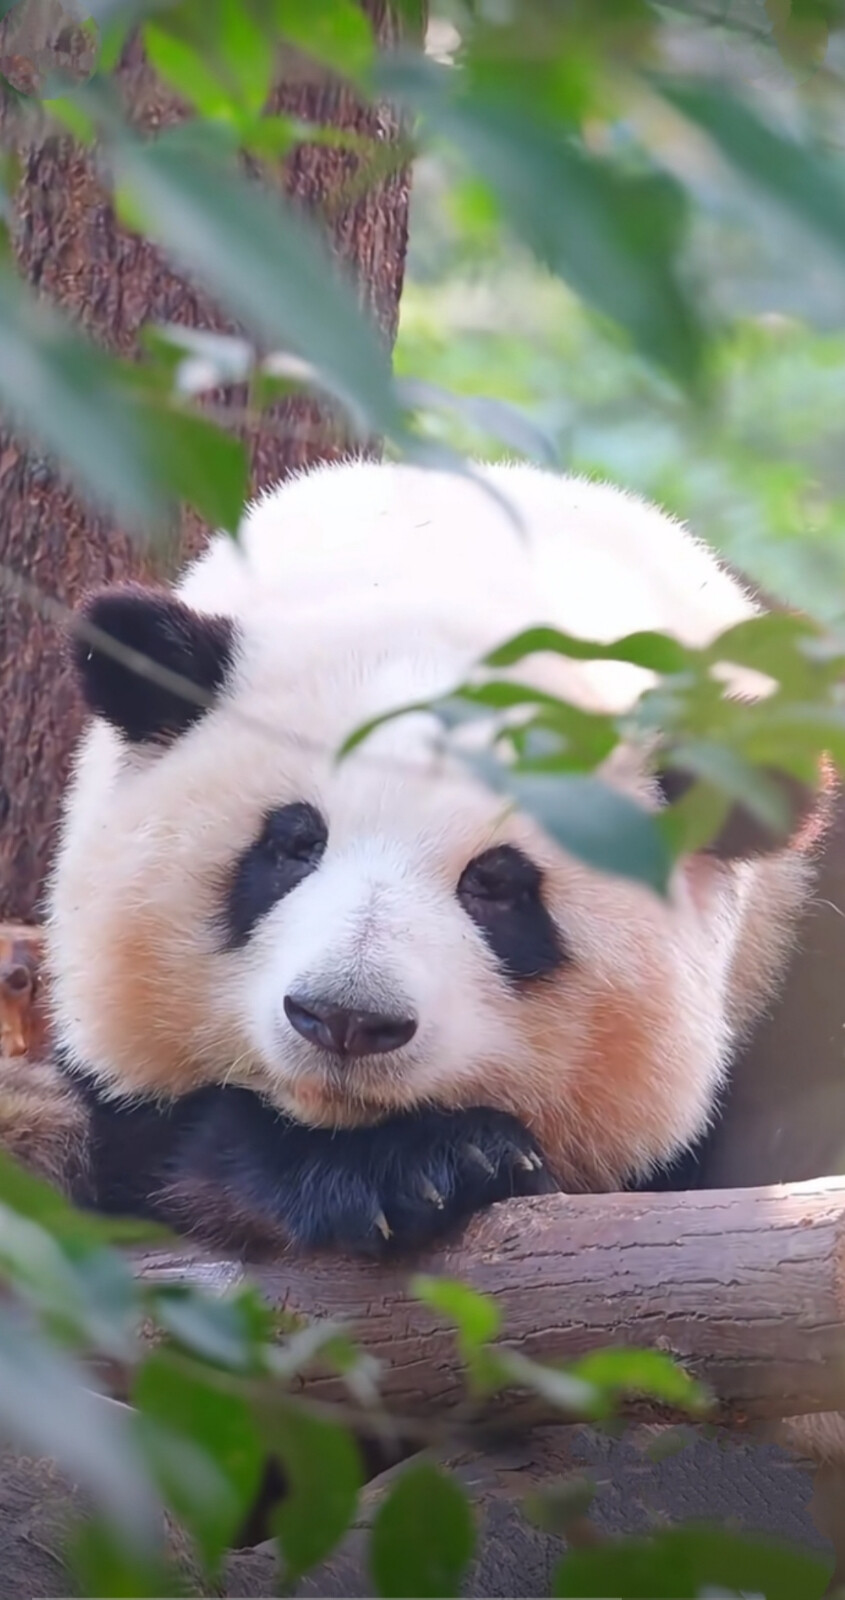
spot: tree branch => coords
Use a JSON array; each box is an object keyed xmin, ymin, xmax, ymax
[{"xmin": 132, "ymin": 1179, "xmax": 845, "ymax": 1428}]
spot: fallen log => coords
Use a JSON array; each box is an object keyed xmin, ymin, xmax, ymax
[{"xmin": 132, "ymin": 1178, "xmax": 845, "ymax": 1428}]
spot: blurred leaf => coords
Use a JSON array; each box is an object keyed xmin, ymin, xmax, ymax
[
  {"xmin": 0, "ymin": 1148, "xmax": 167, "ymax": 1249},
  {"xmin": 469, "ymin": 757, "xmax": 674, "ymax": 893},
  {"xmin": 662, "ymin": 80, "xmax": 845, "ymax": 270},
  {"xmin": 153, "ymin": 1284, "xmax": 274, "ymax": 1372},
  {"xmin": 0, "ymin": 1311, "xmax": 160, "ymax": 1543},
  {"xmin": 485, "ymin": 625, "xmax": 693, "ymax": 675},
  {"xmin": 411, "ymin": 1275, "xmax": 501, "ymax": 1350},
  {"xmin": 275, "ymin": 0, "xmax": 374, "ymax": 79},
  {"xmin": 370, "ymin": 1461, "xmax": 475, "ymax": 1600},
  {"xmin": 553, "ymin": 1523, "xmax": 832, "ymax": 1598},
  {"xmin": 571, "ymin": 1347, "xmax": 709, "ymax": 1413},
  {"xmin": 272, "ymin": 1405, "xmax": 362, "ymax": 1582},
  {"xmin": 134, "ymin": 1350, "xmax": 263, "ymax": 1572},
  {"xmin": 0, "ymin": 272, "xmax": 167, "ymax": 529},
  {"xmin": 380, "ymin": 57, "xmax": 705, "ymax": 385},
  {"xmin": 42, "ymin": 94, "xmax": 96, "ymax": 143},
  {"xmin": 111, "ymin": 130, "xmax": 403, "ymax": 436},
  {"xmin": 69, "ymin": 1519, "xmax": 177, "ymax": 1600},
  {"xmin": 491, "ymin": 1348, "xmax": 601, "ymax": 1416},
  {"xmin": 398, "ymin": 375, "xmax": 559, "ymax": 465},
  {"xmin": 145, "ymin": 403, "xmax": 248, "ymax": 533},
  {"xmin": 145, "ymin": 0, "xmax": 274, "ymax": 124},
  {"xmin": 524, "ymin": 1477, "xmax": 596, "ymax": 1534}
]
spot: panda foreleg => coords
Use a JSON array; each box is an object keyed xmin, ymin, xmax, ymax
[
  {"xmin": 154, "ymin": 1087, "xmax": 557, "ymax": 1259},
  {"xmin": 0, "ymin": 1054, "xmax": 91, "ymax": 1197}
]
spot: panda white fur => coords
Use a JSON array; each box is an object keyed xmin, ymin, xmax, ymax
[{"xmin": 2, "ymin": 458, "xmax": 828, "ymax": 1256}]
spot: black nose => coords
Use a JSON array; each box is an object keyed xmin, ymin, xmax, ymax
[{"xmin": 283, "ymin": 994, "xmax": 418, "ymax": 1058}]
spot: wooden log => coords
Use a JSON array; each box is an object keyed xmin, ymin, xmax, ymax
[{"xmin": 132, "ymin": 1179, "xmax": 845, "ymax": 1428}]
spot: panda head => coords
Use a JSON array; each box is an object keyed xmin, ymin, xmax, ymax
[{"xmin": 48, "ymin": 545, "xmax": 822, "ymax": 1192}]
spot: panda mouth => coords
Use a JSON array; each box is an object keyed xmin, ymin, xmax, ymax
[{"xmin": 280, "ymin": 1058, "xmax": 416, "ymax": 1126}]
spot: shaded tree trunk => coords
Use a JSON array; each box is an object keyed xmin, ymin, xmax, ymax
[{"xmin": 0, "ymin": 0, "xmax": 414, "ymax": 921}]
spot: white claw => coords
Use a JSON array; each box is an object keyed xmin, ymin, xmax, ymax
[
  {"xmin": 465, "ymin": 1142, "xmax": 495, "ymax": 1176},
  {"xmin": 420, "ymin": 1177, "xmax": 445, "ymax": 1208},
  {"xmin": 374, "ymin": 1209, "xmax": 392, "ymax": 1241}
]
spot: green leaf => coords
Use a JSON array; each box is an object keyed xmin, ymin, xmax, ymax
[
  {"xmin": 275, "ymin": 0, "xmax": 374, "ymax": 80},
  {"xmin": 485, "ymin": 625, "xmax": 693, "ymax": 675},
  {"xmin": 661, "ymin": 79, "xmax": 845, "ymax": 271},
  {"xmin": 145, "ymin": 0, "xmax": 274, "ymax": 124},
  {"xmin": 134, "ymin": 1350, "xmax": 263, "ymax": 1573},
  {"xmin": 379, "ymin": 58, "xmax": 705, "ymax": 385},
  {"xmin": 69, "ymin": 1518, "xmax": 176, "ymax": 1600},
  {"xmin": 153, "ymin": 1284, "xmax": 273, "ymax": 1372},
  {"xmin": 469, "ymin": 758, "xmax": 674, "ymax": 893},
  {"xmin": 272, "ymin": 1405, "xmax": 362, "ymax": 1582},
  {"xmin": 411, "ymin": 1275, "xmax": 501, "ymax": 1350},
  {"xmin": 524, "ymin": 1477, "xmax": 596, "ymax": 1535},
  {"xmin": 0, "ymin": 271, "xmax": 167, "ymax": 530},
  {"xmin": 553, "ymin": 1523, "xmax": 832, "ymax": 1599},
  {"xmin": 398, "ymin": 375, "xmax": 559, "ymax": 466},
  {"xmin": 370, "ymin": 1461, "xmax": 475, "ymax": 1600},
  {"xmin": 492, "ymin": 1349, "xmax": 601, "ymax": 1416},
  {"xmin": 145, "ymin": 402, "xmax": 248, "ymax": 534},
  {"xmin": 0, "ymin": 1311, "xmax": 160, "ymax": 1544},
  {"xmin": 571, "ymin": 1347, "xmax": 709, "ymax": 1414},
  {"xmin": 110, "ymin": 130, "xmax": 403, "ymax": 437}
]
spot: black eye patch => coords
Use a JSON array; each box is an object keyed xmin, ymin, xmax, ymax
[
  {"xmin": 457, "ymin": 844, "xmax": 567, "ymax": 982},
  {"xmin": 221, "ymin": 802, "xmax": 328, "ymax": 950}
]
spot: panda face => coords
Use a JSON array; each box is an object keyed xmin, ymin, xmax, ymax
[
  {"xmin": 47, "ymin": 461, "xmax": 820, "ymax": 1191},
  {"xmin": 48, "ymin": 614, "xmax": 761, "ymax": 1193}
]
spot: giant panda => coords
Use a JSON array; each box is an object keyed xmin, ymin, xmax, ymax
[{"xmin": 0, "ymin": 457, "xmax": 829, "ymax": 1260}]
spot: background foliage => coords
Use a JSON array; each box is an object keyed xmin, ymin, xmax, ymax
[{"xmin": 2, "ymin": 0, "xmax": 845, "ymax": 1594}]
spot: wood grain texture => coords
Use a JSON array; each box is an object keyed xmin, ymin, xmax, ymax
[
  {"xmin": 0, "ymin": 1, "xmax": 413, "ymax": 921},
  {"xmin": 132, "ymin": 1179, "xmax": 845, "ymax": 1426}
]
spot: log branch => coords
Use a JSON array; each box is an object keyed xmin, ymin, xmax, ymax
[{"xmin": 132, "ymin": 1179, "xmax": 845, "ymax": 1428}]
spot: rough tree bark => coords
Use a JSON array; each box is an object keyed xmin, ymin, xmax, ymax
[
  {"xmin": 129, "ymin": 1180, "xmax": 845, "ymax": 1427},
  {"xmin": 0, "ymin": 0, "xmax": 414, "ymax": 921}
]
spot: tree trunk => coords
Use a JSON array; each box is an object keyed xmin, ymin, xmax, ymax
[{"xmin": 0, "ymin": 1, "xmax": 414, "ymax": 921}]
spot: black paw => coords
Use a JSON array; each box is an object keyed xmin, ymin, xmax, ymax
[{"xmin": 164, "ymin": 1090, "xmax": 557, "ymax": 1258}]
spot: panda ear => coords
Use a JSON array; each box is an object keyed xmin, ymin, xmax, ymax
[
  {"xmin": 71, "ymin": 584, "xmax": 237, "ymax": 745},
  {"xmin": 655, "ymin": 761, "xmax": 830, "ymax": 862}
]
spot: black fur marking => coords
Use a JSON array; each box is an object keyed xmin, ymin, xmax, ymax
[
  {"xmin": 162, "ymin": 1092, "xmax": 556, "ymax": 1256},
  {"xmin": 57, "ymin": 1055, "xmax": 555, "ymax": 1256},
  {"xmin": 221, "ymin": 802, "xmax": 328, "ymax": 950},
  {"xmin": 655, "ymin": 761, "xmax": 818, "ymax": 861},
  {"xmin": 457, "ymin": 844, "xmax": 567, "ymax": 982},
  {"xmin": 72, "ymin": 585, "xmax": 236, "ymax": 744}
]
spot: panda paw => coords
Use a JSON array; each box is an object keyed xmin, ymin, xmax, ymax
[{"xmin": 160, "ymin": 1092, "xmax": 557, "ymax": 1259}]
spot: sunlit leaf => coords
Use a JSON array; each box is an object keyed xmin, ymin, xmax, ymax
[
  {"xmin": 275, "ymin": 0, "xmax": 374, "ymax": 80},
  {"xmin": 370, "ymin": 1461, "xmax": 475, "ymax": 1600}
]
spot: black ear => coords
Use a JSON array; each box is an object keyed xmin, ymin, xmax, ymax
[
  {"xmin": 655, "ymin": 761, "xmax": 831, "ymax": 862},
  {"xmin": 71, "ymin": 584, "xmax": 237, "ymax": 744}
]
